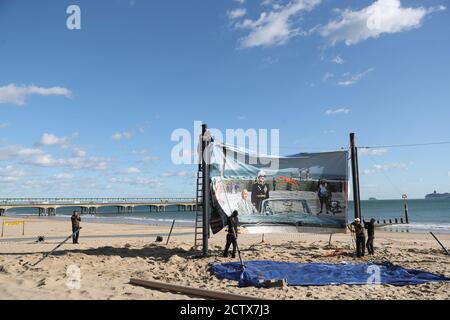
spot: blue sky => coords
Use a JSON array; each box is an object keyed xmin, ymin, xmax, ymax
[{"xmin": 0, "ymin": 0, "xmax": 449, "ymax": 199}]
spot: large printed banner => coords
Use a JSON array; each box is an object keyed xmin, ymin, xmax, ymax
[{"xmin": 208, "ymin": 144, "xmax": 349, "ymax": 234}]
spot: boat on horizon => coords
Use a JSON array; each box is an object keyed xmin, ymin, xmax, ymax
[{"xmin": 425, "ymin": 191, "xmax": 450, "ymax": 199}]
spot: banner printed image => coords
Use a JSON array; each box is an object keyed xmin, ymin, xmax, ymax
[{"xmin": 209, "ymin": 144, "xmax": 349, "ymax": 234}]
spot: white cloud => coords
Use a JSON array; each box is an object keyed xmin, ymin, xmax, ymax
[
  {"xmin": 72, "ymin": 148, "xmax": 87, "ymax": 158},
  {"xmin": 262, "ymin": 56, "xmax": 279, "ymax": 64},
  {"xmin": 234, "ymin": 0, "xmax": 246, "ymax": 4},
  {"xmin": 0, "ymin": 145, "xmax": 44, "ymax": 160},
  {"xmin": 109, "ymin": 177, "xmax": 161, "ymax": 187},
  {"xmin": 141, "ymin": 156, "xmax": 160, "ymax": 162},
  {"xmin": 0, "ymin": 165, "xmax": 26, "ymax": 178},
  {"xmin": 0, "ymin": 176, "xmax": 21, "ymax": 183},
  {"xmin": 228, "ymin": 8, "xmax": 247, "ymax": 19},
  {"xmin": 124, "ymin": 167, "xmax": 141, "ymax": 174},
  {"xmin": 359, "ymin": 148, "xmax": 388, "ymax": 156},
  {"xmin": 332, "ymin": 56, "xmax": 344, "ymax": 64},
  {"xmin": 363, "ymin": 162, "xmax": 408, "ymax": 175},
  {"xmin": 322, "ymin": 72, "xmax": 334, "ymax": 82},
  {"xmin": 0, "ymin": 166, "xmax": 26, "ymax": 184},
  {"xmin": 131, "ymin": 148, "xmax": 149, "ymax": 155},
  {"xmin": 161, "ymin": 170, "xmax": 195, "ymax": 178},
  {"xmin": 53, "ymin": 173, "xmax": 74, "ymax": 180},
  {"xmin": 24, "ymin": 153, "xmax": 108, "ymax": 170},
  {"xmin": 0, "ymin": 84, "xmax": 72, "ymax": 106},
  {"xmin": 137, "ymin": 126, "xmax": 145, "ymax": 134},
  {"xmin": 337, "ymin": 68, "xmax": 373, "ymax": 86},
  {"xmin": 233, "ymin": 0, "xmax": 321, "ymax": 48},
  {"xmin": 320, "ymin": 0, "xmax": 446, "ymax": 46},
  {"xmin": 112, "ymin": 123, "xmax": 149, "ymax": 141},
  {"xmin": 111, "ymin": 131, "xmax": 134, "ymax": 141},
  {"xmin": 0, "ymin": 123, "xmax": 8, "ymax": 129},
  {"xmin": 325, "ymin": 108, "xmax": 350, "ymax": 115},
  {"xmin": 37, "ymin": 133, "xmax": 71, "ymax": 148}
]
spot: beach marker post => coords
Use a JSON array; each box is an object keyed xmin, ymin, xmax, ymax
[
  {"xmin": 1, "ymin": 221, "xmax": 4, "ymax": 237},
  {"xmin": 402, "ymin": 194, "xmax": 409, "ymax": 224}
]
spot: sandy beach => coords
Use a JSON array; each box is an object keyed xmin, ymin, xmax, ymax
[{"xmin": 0, "ymin": 216, "xmax": 449, "ymax": 300}]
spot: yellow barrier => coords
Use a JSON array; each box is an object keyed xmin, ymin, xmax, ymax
[{"xmin": 1, "ymin": 220, "xmax": 25, "ymax": 237}]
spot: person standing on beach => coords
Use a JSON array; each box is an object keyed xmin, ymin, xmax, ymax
[
  {"xmin": 223, "ymin": 210, "xmax": 239, "ymax": 258},
  {"xmin": 349, "ymin": 218, "xmax": 365, "ymax": 257},
  {"xmin": 272, "ymin": 178, "xmax": 276, "ymax": 191},
  {"xmin": 365, "ymin": 218, "xmax": 376, "ymax": 255},
  {"xmin": 71, "ymin": 210, "xmax": 81, "ymax": 244}
]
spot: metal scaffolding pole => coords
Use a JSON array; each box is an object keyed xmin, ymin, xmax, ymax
[
  {"xmin": 350, "ymin": 133, "xmax": 362, "ymax": 220},
  {"xmin": 201, "ymin": 123, "xmax": 210, "ymax": 257}
]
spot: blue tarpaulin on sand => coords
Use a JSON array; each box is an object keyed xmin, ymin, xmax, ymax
[{"xmin": 211, "ymin": 261, "xmax": 450, "ymax": 287}]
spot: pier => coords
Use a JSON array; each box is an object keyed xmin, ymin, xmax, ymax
[{"xmin": 0, "ymin": 198, "xmax": 197, "ymax": 216}]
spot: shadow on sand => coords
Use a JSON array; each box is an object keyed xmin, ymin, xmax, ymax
[{"xmin": 0, "ymin": 244, "xmax": 210, "ymax": 263}]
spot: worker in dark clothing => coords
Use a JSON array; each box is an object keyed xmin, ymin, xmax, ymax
[
  {"xmin": 223, "ymin": 210, "xmax": 239, "ymax": 258},
  {"xmin": 364, "ymin": 218, "xmax": 376, "ymax": 255},
  {"xmin": 349, "ymin": 218, "xmax": 365, "ymax": 258},
  {"xmin": 251, "ymin": 171, "xmax": 270, "ymax": 213},
  {"xmin": 71, "ymin": 210, "xmax": 81, "ymax": 244}
]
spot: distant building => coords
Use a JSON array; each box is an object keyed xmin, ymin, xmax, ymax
[{"xmin": 368, "ymin": 197, "xmax": 377, "ymax": 201}]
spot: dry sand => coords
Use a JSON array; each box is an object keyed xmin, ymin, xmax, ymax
[{"xmin": 0, "ymin": 216, "xmax": 449, "ymax": 300}]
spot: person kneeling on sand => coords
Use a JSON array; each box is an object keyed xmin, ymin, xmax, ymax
[
  {"xmin": 71, "ymin": 210, "xmax": 81, "ymax": 244},
  {"xmin": 223, "ymin": 210, "xmax": 239, "ymax": 258}
]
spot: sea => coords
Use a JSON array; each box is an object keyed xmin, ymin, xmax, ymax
[{"xmin": 6, "ymin": 199, "xmax": 450, "ymax": 234}]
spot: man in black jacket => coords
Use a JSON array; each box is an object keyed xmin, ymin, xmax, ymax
[
  {"xmin": 71, "ymin": 210, "xmax": 81, "ymax": 244},
  {"xmin": 364, "ymin": 218, "xmax": 376, "ymax": 255},
  {"xmin": 223, "ymin": 210, "xmax": 239, "ymax": 258}
]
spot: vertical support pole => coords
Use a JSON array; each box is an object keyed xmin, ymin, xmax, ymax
[
  {"xmin": 350, "ymin": 133, "xmax": 361, "ymax": 220},
  {"xmin": 1, "ymin": 221, "xmax": 4, "ymax": 237},
  {"xmin": 166, "ymin": 219, "xmax": 176, "ymax": 245},
  {"xmin": 201, "ymin": 123, "xmax": 210, "ymax": 257},
  {"xmin": 430, "ymin": 232, "xmax": 450, "ymax": 256},
  {"xmin": 22, "ymin": 221, "xmax": 25, "ymax": 236}
]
